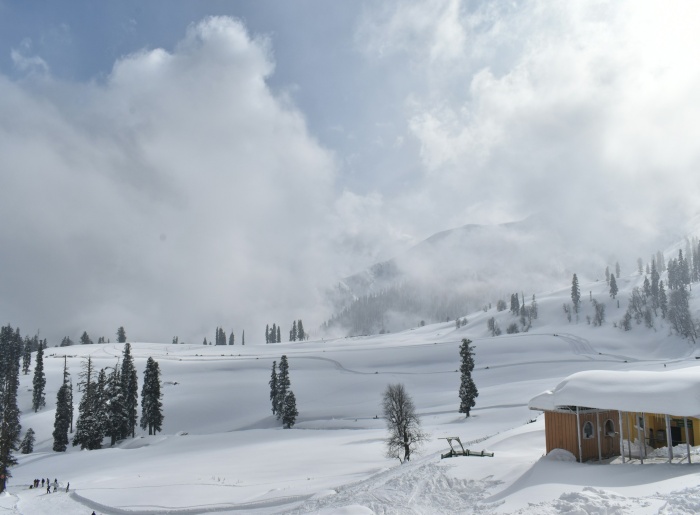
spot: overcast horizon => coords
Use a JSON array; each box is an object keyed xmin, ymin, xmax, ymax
[{"xmin": 1, "ymin": 1, "xmax": 700, "ymax": 344}]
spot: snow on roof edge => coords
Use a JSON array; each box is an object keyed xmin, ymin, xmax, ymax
[{"xmin": 528, "ymin": 367, "xmax": 700, "ymax": 418}]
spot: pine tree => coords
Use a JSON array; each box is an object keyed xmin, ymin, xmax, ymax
[
  {"xmin": 121, "ymin": 343, "xmax": 139, "ymax": 438},
  {"xmin": 228, "ymin": 331, "xmax": 235, "ymax": 346},
  {"xmin": 275, "ymin": 356, "xmax": 290, "ymax": 420},
  {"xmin": 571, "ymin": 274, "xmax": 581, "ymax": 313},
  {"xmin": 659, "ymin": 281, "xmax": 668, "ymax": 318},
  {"xmin": 242, "ymin": 331, "xmax": 245, "ymax": 346},
  {"xmin": 73, "ymin": 356, "xmax": 102, "ymax": 450},
  {"xmin": 93, "ymin": 368, "xmax": 108, "ymax": 441},
  {"xmin": 530, "ymin": 294, "xmax": 538, "ymax": 320},
  {"xmin": 60, "ymin": 336, "xmax": 74, "ymax": 347},
  {"xmin": 276, "ymin": 326, "xmax": 281, "ymax": 343},
  {"xmin": 32, "ymin": 341, "xmax": 46, "ymax": 412},
  {"xmin": 605, "ymin": 266, "xmax": 610, "ymax": 285},
  {"xmin": 297, "ymin": 320, "xmax": 305, "ymax": 341},
  {"xmin": 116, "ymin": 326, "xmax": 127, "ymax": 343},
  {"xmin": 269, "ymin": 361, "xmax": 278, "ymax": 415},
  {"xmin": 650, "ymin": 260, "xmax": 660, "ymax": 313},
  {"xmin": 290, "ymin": 321, "xmax": 297, "ymax": 342},
  {"xmin": 52, "ymin": 382, "xmax": 71, "ymax": 452},
  {"xmin": 140, "ymin": 357, "xmax": 164, "ymax": 435},
  {"xmin": 265, "ymin": 324, "xmax": 270, "ymax": 344},
  {"xmin": 21, "ymin": 341, "xmax": 31, "ymax": 376},
  {"xmin": 615, "ymin": 261, "xmax": 621, "ymax": 278},
  {"xmin": 609, "ymin": 274, "xmax": 618, "ymax": 299},
  {"xmin": 53, "ymin": 357, "xmax": 72, "ymax": 451},
  {"xmin": 282, "ymin": 391, "xmax": 298, "ymax": 429},
  {"xmin": 458, "ymin": 338, "xmax": 478, "ymax": 417},
  {"xmin": 19, "ymin": 428, "xmax": 34, "ymax": 454},
  {"xmin": 0, "ymin": 325, "xmax": 22, "ymax": 493},
  {"xmin": 80, "ymin": 331, "xmax": 93, "ymax": 345},
  {"xmin": 668, "ymin": 285, "xmax": 696, "ymax": 342},
  {"xmin": 105, "ymin": 365, "xmax": 127, "ymax": 446}
]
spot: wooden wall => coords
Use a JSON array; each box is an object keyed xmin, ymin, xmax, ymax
[{"xmin": 545, "ymin": 410, "xmax": 621, "ymax": 462}]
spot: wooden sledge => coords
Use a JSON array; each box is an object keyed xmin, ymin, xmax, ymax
[{"xmin": 440, "ymin": 436, "xmax": 494, "ymax": 459}]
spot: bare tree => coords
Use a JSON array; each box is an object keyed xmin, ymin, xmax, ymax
[{"xmin": 382, "ymin": 383, "xmax": 427, "ymax": 463}]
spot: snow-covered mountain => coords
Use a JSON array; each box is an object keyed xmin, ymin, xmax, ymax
[
  {"xmin": 6, "ymin": 230, "xmax": 700, "ymax": 514},
  {"xmin": 325, "ymin": 212, "xmax": 671, "ymax": 336}
]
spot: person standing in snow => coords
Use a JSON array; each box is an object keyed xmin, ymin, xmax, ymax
[
  {"xmin": 46, "ymin": 483, "xmax": 50, "ymax": 494},
  {"xmin": 53, "ymin": 478, "xmax": 58, "ymax": 492}
]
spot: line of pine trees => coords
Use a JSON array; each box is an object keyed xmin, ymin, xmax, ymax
[
  {"xmin": 49, "ymin": 343, "xmax": 164, "ymax": 452},
  {"xmin": 58, "ymin": 326, "xmax": 127, "ymax": 347},
  {"xmin": 0, "ymin": 325, "xmax": 22, "ymax": 494},
  {"xmin": 268, "ymin": 355, "xmax": 298, "ymax": 428}
]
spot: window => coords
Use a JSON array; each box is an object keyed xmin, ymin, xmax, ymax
[
  {"xmin": 583, "ymin": 421, "xmax": 594, "ymax": 439},
  {"xmin": 604, "ymin": 419, "xmax": 615, "ymax": 437}
]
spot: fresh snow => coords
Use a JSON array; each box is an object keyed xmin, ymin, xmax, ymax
[
  {"xmin": 4, "ymin": 267, "xmax": 700, "ymax": 514},
  {"xmin": 529, "ymin": 368, "xmax": 700, "ymax": 416}
]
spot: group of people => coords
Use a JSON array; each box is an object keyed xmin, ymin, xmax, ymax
[{"xmin": 30, "ymin": 477, "xmax": 68, "ymax": 493}]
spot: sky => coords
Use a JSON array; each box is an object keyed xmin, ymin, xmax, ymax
[{"xmin": 1, "ymin": 0, "xmax": 700, "ymax": 343}]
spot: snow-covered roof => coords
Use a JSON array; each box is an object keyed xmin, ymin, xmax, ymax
[{"xmin": 528, "ymin": 368, "xmax": 700, "ymax": 417}]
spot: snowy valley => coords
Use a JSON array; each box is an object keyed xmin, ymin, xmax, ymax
[{"xmin": 3, "ymin": 240, "xmax": 700, "ymax": 514}]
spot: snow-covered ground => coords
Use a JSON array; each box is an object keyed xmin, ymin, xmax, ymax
[{"xmin": 4, "ymin": 269, "xmax": 700, "ymax": 514}]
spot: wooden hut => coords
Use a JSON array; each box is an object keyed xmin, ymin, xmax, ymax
[{"xmin": 529, "ymin": 369, "xmax": 700, "ymax": 463}]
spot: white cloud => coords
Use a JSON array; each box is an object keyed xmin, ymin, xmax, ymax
[
  {"xmin": 0, "ymin": 16, "xmax": 340, "ymax": 343},
  {"xmin": 357, "ymin": 0, "xmax": 700, "ymax": 251}
]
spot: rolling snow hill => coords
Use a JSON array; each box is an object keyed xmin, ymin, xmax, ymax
[{"xmin": 4, "ymin": 254, "xmax": 700, "ymax": 514}]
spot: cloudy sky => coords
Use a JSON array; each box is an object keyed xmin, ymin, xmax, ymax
[{"xmin": 1, "ymin": 1, "xmax": 699, "ymax": 343}]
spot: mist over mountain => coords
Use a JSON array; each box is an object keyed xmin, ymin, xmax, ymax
[{"xmin": 323, "ymin": 212, "xmax": 680, "ymax": 336}]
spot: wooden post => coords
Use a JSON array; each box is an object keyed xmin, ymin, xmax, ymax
[
  {"xmin": 576, "ymin": 407, "xmax": 583, "ymax": 463},
  {"xmin": 637, "ymin": 413, "xmax": 644, "ymax": 464},
  {"xmin": 665, "ymin": 414, "xmax": 673, "ymax": 463},
  {"xmin": 684, "ymin": 417, "xmax": 691, "ymax": 465},
  {"xmin": 619, "ymin": 411, "xmax": 625, "ymax": 463},
  {"xmin": 626, "ymin": 413, "xmax": 632, "ymax": 462},
  {"xmin": 596, "ymin": 411, "xmax": 602, "ymax": 462}
]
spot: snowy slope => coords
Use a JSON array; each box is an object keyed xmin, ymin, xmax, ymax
[{"xmin": 4, "ymin": 261, "xmax": 700, "ymax": 514}]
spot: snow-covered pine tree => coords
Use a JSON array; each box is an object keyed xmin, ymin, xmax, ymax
[
  {"xmin": 297, "ymin": 320, "xmax": 305, "ymax": 341},
  {"xmin": 80, "ymin": 331, "xmax": 93, "ymax": 345},
  {"xmin": 290, "ymin": 321, "xmax": 297, "ymax": 342},
  {"xmin": 228, "ymin": 331, "xmax": 234, "ymax": 345},
  {"xmin": 275, "ymin": 356, "xmax": 290, "ymax": 420},
  {"xmin": 265, "ymin": 324, "xmax": 270, "ymax": 344},
  {"xmin": 19, "ymin": 428, "xmax": 34, "ymax": 454},
  {"xmin": 73, "ymin": 356, "xmax": 102, "ymax": 450},
  {"xmin": 282, "ymin": 391, "xmax": 298, "ymax": 429},
  {"xmin": 21, "ymin": 339, "xmax": 31, "ymax": 375},
  {"xmin": 571, "ymin": 274, "xmax": 581, "ymax": 314},
  {"xmin": 116, "ymin": 326, "xmax": 127, "ymax": 343},
  {"xmin": 106, "ymin": 365, "xmax": 128, "ymax": 446},
  {"xmin": 269, "ymin": 361, "xmax": 278, "ymax": 415},
  {"xmin": 0, "ymin": 325, "xmax": 22, "ymax": 493},
  {"xmin": 609, "ymin": 274, "xmax": 618, "ymax": 299},
  {"xmin": 276, "ymin": 326, "xmax": 281, "ymax": 343},
  {"xmin": 52, "ymin": 382, "xmax": 71, "ymax": 451},
  {"xmin": 659, "ymin": 281, "xmax": 668, "ymax": 318},
  {"xmin": 140, "ymin": 357, "xmax": 164, "ymax": 435},
  {"xmin": 31, "ymin": 341, "xmax": 46, "ymax": 412},
  {"xmin": 650, "ymin": 259, "xmax": 660, "ymax": 313},
  {"xmin": 458, "ymin": 338, "xmax": 478, "ymax": 417},
  {"xmin": 121, "ymin": 344, "xmax": 139, "ymax": 438}
]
